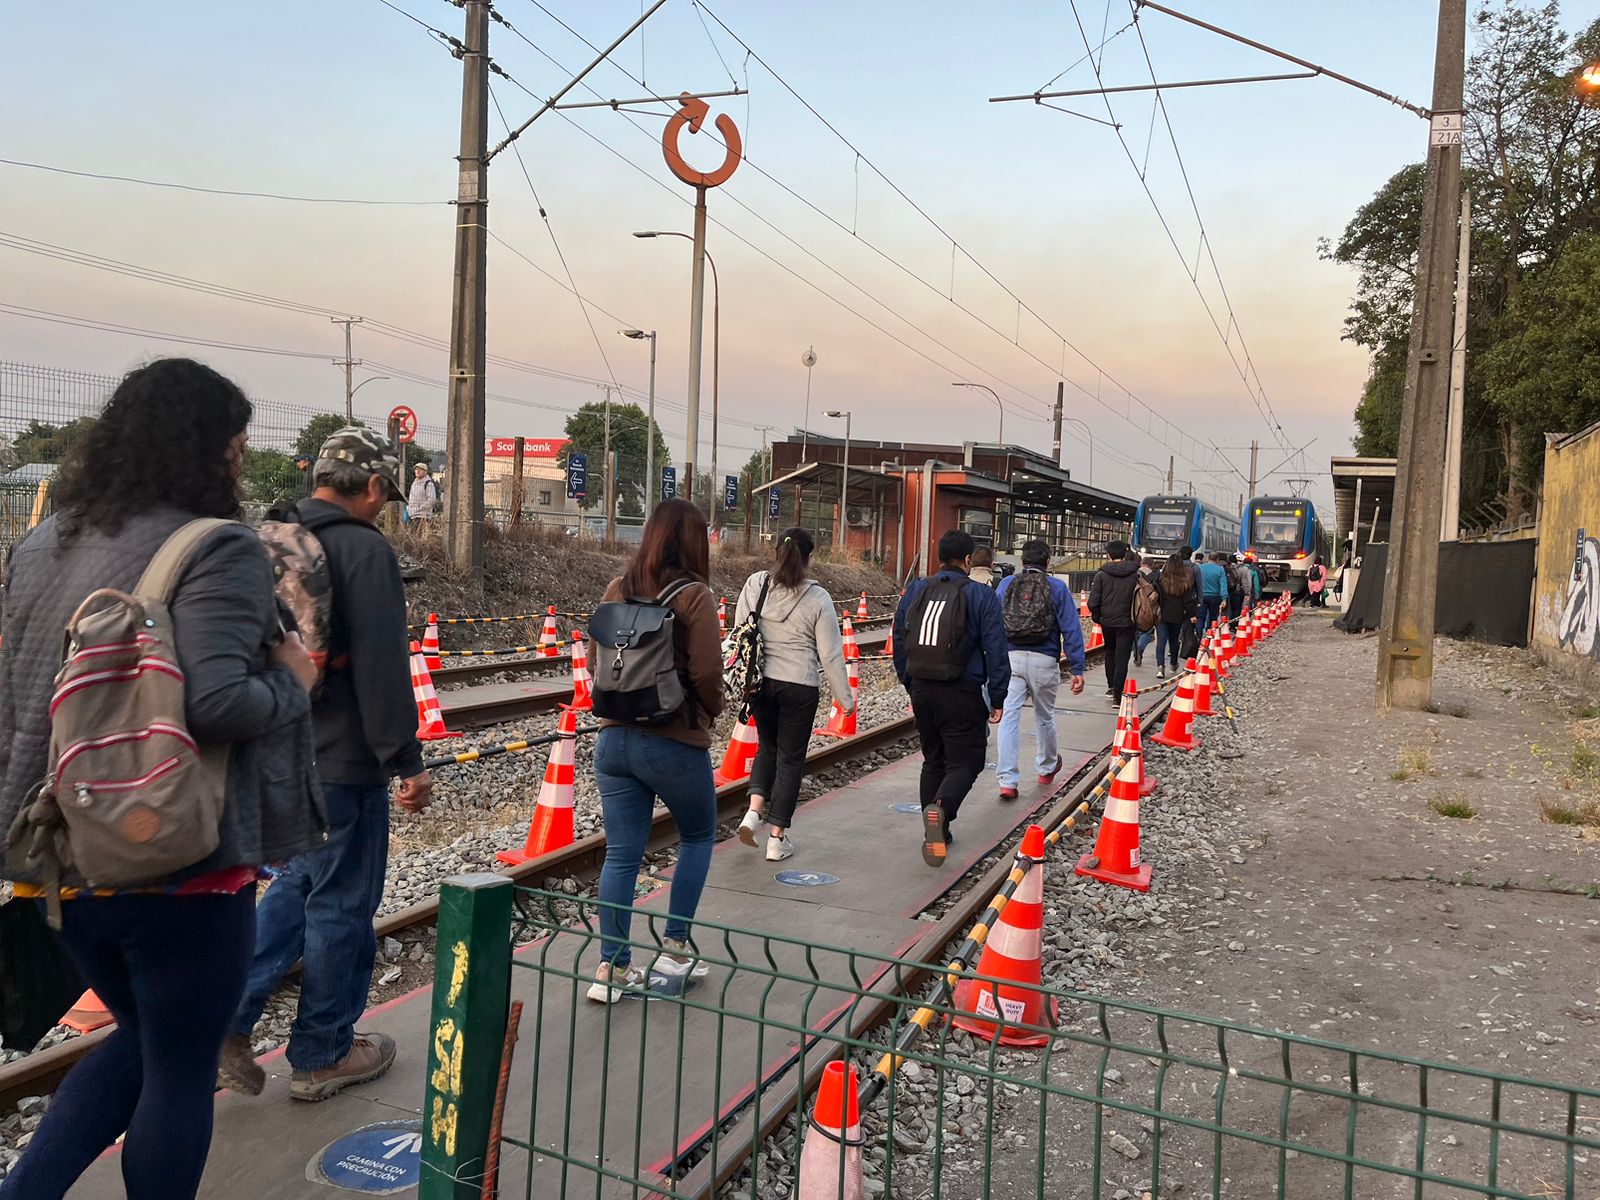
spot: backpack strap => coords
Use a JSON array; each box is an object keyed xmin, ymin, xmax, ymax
[
  {"xmin": 752, "ymin": 573, "xmax": 772, "ymax": 619},
  {"xmin": 135, "ymin": 518, "xmax": 239, "ymax": 604}
]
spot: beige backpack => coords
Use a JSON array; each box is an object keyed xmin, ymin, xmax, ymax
[{"xmin": 7, "ymin": 519, "xmax": 235, "ymax": 925}]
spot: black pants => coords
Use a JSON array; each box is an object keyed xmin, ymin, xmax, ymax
[
  {"xmin": 748, "ymin": 678, "xmax": 821, "ymax": 829},
  {"xmin": 908, "ymin": 679, "xmax": 989, "ymax": 822},
  {"xmin": 1101, "ymin": 625, "xmax": 1137, "ymax": 696}
]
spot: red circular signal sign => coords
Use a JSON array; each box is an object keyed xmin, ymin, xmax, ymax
[{"xmin": 388, "ymin": 405, "xmax": 418, "ymax": 444}]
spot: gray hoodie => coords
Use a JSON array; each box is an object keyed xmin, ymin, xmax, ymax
[{"xmin": 735, "ymin": 571, "xmax": 852, "ymax": 701}]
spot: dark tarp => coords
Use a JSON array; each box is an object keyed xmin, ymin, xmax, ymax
[{"xmin": 1333, "ymin": 539, "xmax": 1535, "ymax": 647}]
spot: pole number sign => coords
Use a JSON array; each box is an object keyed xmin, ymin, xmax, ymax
[
  {"xmin": 388, "ymin": 405, "xmax": 418, "ymax": 445},
  {"xmin": 566, "ymin": 452, "xmax": 588, "ymax": 500},
  {"xmin": 661, "ymin": 466, "xmax": 677, "ymax": 502},
  {"xmin": 1429, "ymin": 112, "xmax": 1463, "ymax": 147}
]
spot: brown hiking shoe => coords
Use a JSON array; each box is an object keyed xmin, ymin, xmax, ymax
[
  {"xmin": 290, "ymin": 1032, "xmax": 397, "ymax": 1102},
  {"xmin": 216, "ymin": 1034, "xmax": 265, "ymax": 1096}
]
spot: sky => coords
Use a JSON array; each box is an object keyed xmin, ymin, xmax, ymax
[{"xmin": 0, "ymin": 0, "xmax": 1538, "ymax": 514}]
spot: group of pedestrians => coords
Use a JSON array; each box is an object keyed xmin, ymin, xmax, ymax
[{"xmin": 0, "ymin": 360, "xmax": 431, "ymax": 1200}]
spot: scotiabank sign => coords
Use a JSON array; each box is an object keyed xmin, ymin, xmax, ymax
[{"xmin": 485, "ymin": 437, "xmax": 568, "ymax": 459}]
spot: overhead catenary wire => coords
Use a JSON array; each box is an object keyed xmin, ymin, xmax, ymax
[{"xmin": 0, "ymin": 158, "xmax": 450, "ymax": 207}]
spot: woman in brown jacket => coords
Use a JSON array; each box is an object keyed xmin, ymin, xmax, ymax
[{"xmin": 588, "ymin": 500, "xmax": 724, "ymax": 1002}]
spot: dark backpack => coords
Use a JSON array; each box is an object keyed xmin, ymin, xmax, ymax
[
  {"xmin": 1132, "ymin": 572, "xmax": 1160, "ymax": 633},
  {"xmin": 257, "ymin": 503, "xmax": 366, "ymax": 694},
  {"xmin": 905, "ymin": 576, "xmax": 974, "ymax": 682},
  {"xmin": 1001, "ymin": 571, "xmax": 1055, "ymax": 643},
  {"xmin": 588, "ymin": 579, "xmax": 700, "ymax": 724}
]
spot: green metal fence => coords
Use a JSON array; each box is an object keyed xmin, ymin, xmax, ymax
[{"xmin": 420, "ymin": 880, "xmax": 1600, "ymax": 1200}]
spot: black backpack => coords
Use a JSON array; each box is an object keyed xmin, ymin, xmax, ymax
[
  {"xmin": 588, "ymin": 579, "xmax": 701, "ymax": 725},
  {"xmin": 1001, "ymin": 571, "xmax": 1055, "ymax": 643},
  {"xmin": 905, "ymin": 575, "xmax": 974, "ymax": 682}
]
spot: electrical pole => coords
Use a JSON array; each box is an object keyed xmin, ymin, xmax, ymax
[
  {"xmin": 332, "ymin": 317, "xmax": 363, "ymax": 422},
  {"xmin": 1052, "ymin": 382, "xmax": 1064, "ymax": 467},
  {"xmin": 1166, "ymin": 456, "xmax": 1175, "ymax": 494},
  {"xmin": 1247, "ymin": 439, "xmax": 1259, "ymax": 500},
  {"xmin": 602, "ymin": 386, "xmax": 615, "ymax": 544},
  {"xmin": 1377, "ymin": 0, "xmax": 1467, "ymax": 712},
  {"xmin": 444, "ymin": 0, "xmax": 489, "ymax": 578},
  {"xmin": 684, "ymin": 187, "xmax": 708, "ymax": 508},
  {"xmin": 645, "ymin": 333, "xmax": 657, "ymax": 514},
  {"xmin": 1441, "ymin": 190, "xmax": 1471, "ymax": 543}
]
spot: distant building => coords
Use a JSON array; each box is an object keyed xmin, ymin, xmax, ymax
[{"xmin": 480, "ymin": 437, "xmax": 584, "ymax": 527}]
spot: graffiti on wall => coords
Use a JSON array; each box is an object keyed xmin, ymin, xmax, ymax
[{"xmin": 1557, "ymin": 532, "xmax": 1599, "ymax": 659}]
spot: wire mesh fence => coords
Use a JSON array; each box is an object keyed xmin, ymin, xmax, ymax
[{"xmin": 419, "ymin": 882, "xmax": 1600, "ymax": 1200}]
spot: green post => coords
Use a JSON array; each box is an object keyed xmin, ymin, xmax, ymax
[{"xmin": 420, "ymin": 873, "xmax": 513, "ymax": 1200}]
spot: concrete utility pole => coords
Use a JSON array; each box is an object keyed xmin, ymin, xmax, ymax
[
  {"xmin": 1377, "ymin": 0, "xmax": 1468, "ymax": 712},
  {"xmin": 602, "ymin": 386, "xmax": 616, "ymax": 544},
  {"xmin": 1441, "ymin": 190, "xmax": 1472, "ymax": 543},
  {"xmin": 1052, "ymin": 382, "xmax": 1064, "ymax": 467},
  {"xmin": 1166, "ymin": 457, "xmax": 1175, "ymax": 494},
  {"xmin": 444, "ymin": 0, "xmax": 489, "ymax": 577},
  {"xmin": 684, "ymin": 189, "xmax": 708, "ymax": 507},
  {"xmin": 800, "ymin": 347, "xmax": 817, "ymax": 459},
  {"xmin": 332, "ymin": 317, "xmax": 363, "ymax": 422},
  {"xmin": 1247, "ymin": 440, "xmax": 1260, "ymax": 500}
]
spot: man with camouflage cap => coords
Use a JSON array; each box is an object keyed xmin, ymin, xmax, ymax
[{"xmin": 220, "ymin": 427, "xmax": 433, "ymax": 1101}]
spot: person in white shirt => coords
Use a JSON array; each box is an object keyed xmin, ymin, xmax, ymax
[{"xmin": 406, "ymin": 463, "xmax": 439, "ymax": 525}]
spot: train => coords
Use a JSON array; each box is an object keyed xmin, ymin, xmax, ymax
[
  {"xmin": 1131, "ymin": 495, "xmax": 1240, "ymax": 560},
  {"xmin": 1239, "ymin": 495, "xmax": 1330, "ymax": 597}
]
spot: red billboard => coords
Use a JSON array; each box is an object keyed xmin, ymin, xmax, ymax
[{"xmin": 484, "ymin": 437, "xmax": 568, "ymax": 459}]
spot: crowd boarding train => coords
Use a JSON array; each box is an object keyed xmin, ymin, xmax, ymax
[
  {"xmin": 1131, "ymin": 496, "xmax": 1240, "ymax": 560},
  {"xmin": 1239, "ymin": 496, "xmax": 1331, "ymax": 597}
]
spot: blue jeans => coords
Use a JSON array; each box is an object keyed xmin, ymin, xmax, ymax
[
  {"xmin": 998, "ymin": 650, "xmax": 1061, "ymax": 789},
  {"xmin": 1202, "ymin": 597, "xmax": 1223, "ymax": 632},
  {"xmin": 1134, "ymin": 630, "xmax": 1153, "ymax": 661},
  {"xmin": 1154, "ymin": 620, "xmax": 1184, "ymax": 670},
  {"xmin": 593, "ymin": 728, "xmax": 717, "ymax": 966},
  {"xmin": 230, "ymin": 782, "xmax": 389, "ymax": 1071},
  {"xmin": 0, "ymin": 891, "xmax": 255, "ymax": 1200}
]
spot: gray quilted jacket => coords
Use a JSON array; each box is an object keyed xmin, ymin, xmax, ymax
[{"xmin": 0, "ymin": 507, "xmax": 324, "ymax": 887}]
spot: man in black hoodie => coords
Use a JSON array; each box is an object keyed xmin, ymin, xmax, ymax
[
  {"xmin": 219, "ymin": 427, "xmax": 432, "ymax": 1103},
  {"xmin": 1087, "ymin": 540, "xmax": 1142, "ymax": 704}
]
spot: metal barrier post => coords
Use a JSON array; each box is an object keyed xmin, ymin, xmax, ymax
[{"xmin": 420, "ymin": 873, "xmax": 513, "ymax": 1200}]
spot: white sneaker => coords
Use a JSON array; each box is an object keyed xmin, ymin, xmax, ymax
[
  {"xmin": 586, "ymin": 961, "xmax": 647, "ymax": 1004},
  {"xmin": 654, "ymin": 938, "xmax": 711, "ymax": 979},
  {"xmin": 766, "ymin": 834, "xmax": 795, "ymax": 862},
  {"xmin": 737, "ymin": 809, "xmax": 763, "ymax": 847},
  {"xmin": 1155, "ymin": 667, "xmax": 1166, "ymax": 680}
]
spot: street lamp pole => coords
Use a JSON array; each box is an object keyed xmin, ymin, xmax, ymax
[
  {"xmin": 801, "ymin": 347, "xmax": 818, "ymax": 459},
  {"xmin": 1061, "ymin": 415, "xmax": 1094, "ymax": 484},
  {"xmin": 951, "ymin": 382, "xmax": 1004, "ymax": 444},
  {"xmin": 824, "ymin": 409, "xmax": 851, "ymax": 553},
  {"xmin": 621, "ymin": 329, "xmax": 657, "ymax": 512}
]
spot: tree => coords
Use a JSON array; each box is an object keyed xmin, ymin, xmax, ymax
[
  {"xmin": 740, "ymin": 446, "xmax": 772, "ymax": 487},
  {"xmin": 294, "ymin": 413, "xmax": 359, "ymax": 458},
  {"xmin": 12, "ymin": 418, "xmax": 96, "ymax": 466},
  {"xmin": 240, "ymin": 447, "xmax": 304, "ymax": 507},
  {"xmin": 556, "ymin": 401, "xmax": 670, "ymax": 513}
]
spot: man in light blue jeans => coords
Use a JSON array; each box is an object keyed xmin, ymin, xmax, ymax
[{"xmin": 994, "ymin": 540, "xmax": 1088, "ymax": 800}]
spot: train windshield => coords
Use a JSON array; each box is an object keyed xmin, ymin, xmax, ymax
[
  {"xmin": 1250, "ymin": 507, "xmax": 1304, "ymax": 549},
  {"xmin": 1140, "ymin": 501, "xmax": 1193, "ymax": 552}
]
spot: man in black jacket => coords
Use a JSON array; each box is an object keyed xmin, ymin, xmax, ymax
[
  {"xmin": 220, "ymin": 428, "xmax": 433, "ymax": 1102},
  {"xmin": 1087, "ymin": 540, "xmax": 1142, "ymax": 704}
]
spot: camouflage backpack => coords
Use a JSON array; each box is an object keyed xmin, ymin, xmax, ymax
[{"xmin": 257, "ymin": 506, "xmax": 364, "ymax": 692}]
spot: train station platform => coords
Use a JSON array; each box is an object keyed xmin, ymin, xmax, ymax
[{"xmin": 66, "ymin": 655, "xmax": 1154, "ymax": 1200}]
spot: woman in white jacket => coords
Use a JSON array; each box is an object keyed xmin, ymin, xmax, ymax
[{"xmin": 734, "ymin": 528, "xmax": 853, "ymax": 861}]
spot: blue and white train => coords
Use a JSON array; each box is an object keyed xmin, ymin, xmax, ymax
[
  {"xmin": 1132, "ymin": 495, "xmax": 1240, "ymax": 560},
  {"xmin": 1239, "ymin": 496, "xmax": 1330, "ymax": 597}
]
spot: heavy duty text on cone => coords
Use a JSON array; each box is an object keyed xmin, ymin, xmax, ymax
[
  {"xmin": 497, "ymin": 706, "xmax": 578, "ymax": 866},
  {"xmin": 952, "ymin": 824, "xmax": 1059, "ymax": 1046},
  {"xmin": 1076, "ymin": 753, "xmax": 1153, "ymax": 892}
]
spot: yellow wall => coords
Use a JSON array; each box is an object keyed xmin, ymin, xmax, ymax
[{"xmin": 1532, "ymin": 422, "xmax": 1600, "ymax": 671}]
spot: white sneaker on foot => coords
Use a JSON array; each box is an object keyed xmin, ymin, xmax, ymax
[
  {"xmin": 737, "ymin": 808, "xmax": 762, "ymax": 847},
  {"xmin": 587, "ymin": 961, "xmax": 647, "ymax": 1004},
  {"xmin": 655, "ymin": 937, "xmax": 712, "ymax": 979},
  {"xmin": 766, "ymin": 834, "xmax": 795, "ymax": 862}
]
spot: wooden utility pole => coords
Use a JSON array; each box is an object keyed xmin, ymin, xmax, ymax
[
  {"xmin": 444, "ymin": 0, "xmax": 489, "ymax": 578},
  {"xmin": 1377, "ymin": 0, "xmax": 1467, "ymax": 712}
]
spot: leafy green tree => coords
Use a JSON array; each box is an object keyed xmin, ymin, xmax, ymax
[
  {"xmin": 240, "ymin": 447, "xmax": 304, "ymax": 507},
  {"xmin": 556, "ymin": 402, "xmax": 669, "ymax": 512},
  {"xmin": 12, "ymin": 418, "xmax": 96, "ymax": 466},
  {"xmin": 294, "ymin": 413, "xmax": 359, "ymax": 458}
]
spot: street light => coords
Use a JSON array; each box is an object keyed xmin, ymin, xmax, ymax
[
  {"xmin": 951, "ymin": 382, "xmax": 1004, "ymax": 444},
  {"xmin": 1579, "ymin": 61, "xmax": 1600, "ymax": 93},
  {"xmin": 619, "ymin": 329, "xmax": 657, "ymax": 510},
  {"xmin": 348, "ymin": 375, "xmax": 391, "ymax": 402},
  {"xmin": 636, "ymin": 231, "xmax": 719, "ymax": 521},
  {"xmin": 1060, "ymin": 415, "xmax": 1094, "ymax": 484},
  {"xmin": 824, "ymin": 409, "xmax": 851, "ymax": 553},
  {"xmin": 801, "ymin": 347, "xmax": 818, "ymax": 459}
]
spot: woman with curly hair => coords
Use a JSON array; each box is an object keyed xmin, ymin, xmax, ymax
[{"xmin": 0, "ymin": 358, "xmax": 322, "ymax": 1200}]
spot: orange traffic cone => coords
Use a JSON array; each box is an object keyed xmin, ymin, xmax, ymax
[
  {"xmin": 1078, "ymin": 591, "xmax": 1090, "ymax": 619},
  {"xmin": 1076, "ymin": 754, "xmax": 1152, "ymax": 891},
  {"xmin": 856, "ymin": 591, "xmax": 869, "ymax": 620},
  {"xmin": 1148, "ymin": 660, "xmax": 1200, "ymax": 752},
  {"xmin": 816, "ymin": 659, "xmax": 860, "ymax": 738},
  {"xmin": 796, "ymin": 1060, "xmax": 864, "ymax": 1200},
  {"xmin": 718, "ymin": 596, "xmax": 728, "ymax": 638},
  {"xmin": 1118, "ymin": 682, "xmax": 1157, "ymax": 797},
  {"xmin": 1086, "ymin": 620, "xmax": 1104, "ymax": 652},
  {"xmin": 538, "ymin": 605, "xmax": 560, "ymax": 658},
  {"xmin": 884, "ymin": 622, "xmax": 894, "ymax": 659},
  {"xmin": 1214, "ymin": 622, "xmax": 1235, "ymax": 674},
  {"xmin": 841, "ymin": 615, "xmax": 858, "ymax": 662},
  {"xmin": 497, "ymin": 707, "xmax": 578, "ymax": 865},
  {"xmin": 1235, "ymin": 605, "xmax": 1254, "ymax": 657},
  {"xmin": 62, "ymin": 989, "xmax": 114, "ymax": 1034},
  {"xmin": 411, "ymin": 643, "xmax": 461, "ymax": 741},
  {"xmin": 714, "ymin": 714, "xmax": 760, "ymax": 786},
  {"xmin": 1192, "ymin": 642, "xmax": 1216, "ymax": 717},
  {"xmin": 953, "ymin": 824, "xmax": 1058, "ymax": 1045},
  {"xmin": 422, "ymin": 612, "xmax": 443, "ymax": 673},
  {"xmin": 568, "ymin": 631, "xmax": 593, "ymax": 711}
]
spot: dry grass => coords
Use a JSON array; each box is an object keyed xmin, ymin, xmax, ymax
[
  {"xmin": 1428, "ymin": 793, "xmax": 1478, "ymax": 820},
  {"xmin": 1538, "ymin": 797, "xmax": 1600, "ymax": 827},
  {"xmin": 1391, "ymin": 745, "xmax": 1433, "ymax": 782}
]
